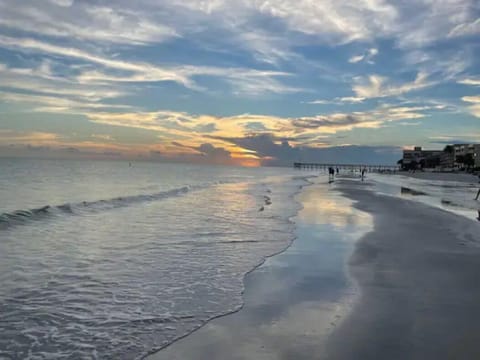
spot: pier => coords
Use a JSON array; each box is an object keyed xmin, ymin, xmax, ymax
[{"xmin": 293, "ymin": 162, "xmax": 399, "ymax": 172}]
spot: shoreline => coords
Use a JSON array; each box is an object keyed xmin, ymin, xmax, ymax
[
  {"xmin": 147, "ymin": 178, "xmax": 480, "ymax": 360},
  {"xmin": 142, "ymin": 175, "xmax": 316, "ymax": 358},
  {"xmin": 146, "ymin": 178, "xmax": 372, "ymax": 359}
]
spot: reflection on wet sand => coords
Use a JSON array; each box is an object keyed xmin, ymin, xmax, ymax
[
  {"xmin": 301, "ymin": 182, "xmax": 372, "ymax": 230},
  {"xmin": 371, "ymin": 173, "xmax": 479, "ymax": 220}
]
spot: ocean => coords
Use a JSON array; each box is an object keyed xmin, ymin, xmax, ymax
[{"xmin": 0, "ymin": 158, "xmax": 310, "ymax": 359}]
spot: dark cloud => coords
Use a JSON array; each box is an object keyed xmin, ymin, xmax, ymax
[
  {"xmin": 292, "ymin": 115, "xmax": 362, "ymax": 130},
  {"xmin": 153, "ymin": 141, "xmax": 233, "ymax": 165},
  {"xmin": 197, "ymin": 143, "xmax": 231, "ymax": 162},
  {"xmin": 212, "ymin": 133, "xmax": 401, "ymax": 166}
]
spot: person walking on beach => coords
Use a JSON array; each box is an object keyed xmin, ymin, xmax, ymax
[
  {"xmin": 328, "ymin": 167, "xmax": 335, "ymax": 182},
  {"xmin": 361, "ymin": 168, "xmax": 366, "ymax": 181}
]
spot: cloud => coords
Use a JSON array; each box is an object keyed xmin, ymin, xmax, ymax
[
  {"xmin": 148, "ymin": 141, "xmax": 253, "ymax": 165},
  {"xmin": 348, "ymin": 55, "xmax": 365, "ymax": 64},
  {"xmin": 0, "ymin": 35, "xmax": 191, "ymax": 85},
  {"xmin": 458, "ymin": 78, "xmax": 480, "ymax": 86},
  {"xmin": 0, "ymin": 62, "xmax": 128, "ymax": 105},
  {"xmin": 48, "ymin": 0, "xmax": 74, "ymax": 7},
  {"xmin": 0, "ymin": 102, "xmax": 434, "ymax": 165},
  {"xmin": 462, "ymin": 95, "xmax": 480, "ymax": 117},
  {"xmin": 338, "ymin": 96, "xmax": 366, "ymax": 103},
  {"xmin": 306, "ymin": 99, "xmax": 332, "ymax": 105},
  {"xmin": 291, "ymin": 105, "xmax": 430, "ymax": 135},
  {"xmin": 307, "ymin": 97, "xmax": 365, "ymax": 105},
  {"xmin": 91, "ymin": 134, "xmax": 114, "ymax": 141},
  {"xmin": 448, "ymin": 18, "xmax": 480, "ymax": 38},
  {"xmin": 0, "ymin": 36, "xmax": 299, "ymax": 96},
  {"xmin": 163, "ymin": 0, "xmax": 475, "ymax": 51},
  {"xmin": 293, "ymin": 115, "xmax": 367, "ymax": 130},
  {"xmin": 0, "ymin": 0, "xmax": 477, "ymax": 165},
  {"xmin": 250, "ymin": 0, "xmax": 398, "ymax": 44},
  {"xmin": 349, "ymin": 48, "xmax": 378, "ymax": 63},
  {"xmin": 0, "ymin": 143, "xmax": 127, "ymax": 159},
  {"xmin": 308, "ymin": 72, "xmax": 435, "ymax": 105},
  {"xmin": 197, "ymin": 143, "xmax": 232, "ymax": 162},
  {"xmin": 462, "ymin": 96, "xmax": 480, "ymax": 103},
  {"xmin": 352, "ymin": 72, "xmax": 432, "ymax": 99},
  {"xmin": 0, "ymin": 91, "xmax": 132, "ymax": 113},
  {"xmin": 0, "ymin": 130, "xmax": 59, "ymax": 145},
  {"xmin": 211, "ymin": 133, "xmax": 401, "ymax": 166},
  {"xmin": 193, "ymin": 123, "xmax": 218, "ymax": 133},
  {"xmin": 392, "ymin": 0, "xmax": 475, "ymax": 49},
  {"xmin": 0, "ymin": 2, "xmax": 177, "ymax": 45},
  {"xmin": 85, "ymin": 104, "xmax": 434, "ymax": 155},
  {"xmin": 429, "ymin": 135, "xmax": 480, "ymax": 144}
]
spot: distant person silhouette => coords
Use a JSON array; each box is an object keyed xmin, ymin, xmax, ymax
[
  {"xmin": 361, "ymin": 168, "xmax": 366, "ymax": 181},
  {"xmin": 328, "ymin": 167, "xmax": 335, "ymax": 182}
]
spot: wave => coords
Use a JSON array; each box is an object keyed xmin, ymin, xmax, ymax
[{"xmin": 0, "ymin": 185, "xmax": 206, "ymax": 230}]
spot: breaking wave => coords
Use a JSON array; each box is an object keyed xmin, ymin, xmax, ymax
[{"xmin": 0, "ymin": 184, "xmax": 211, "ymax": 230}]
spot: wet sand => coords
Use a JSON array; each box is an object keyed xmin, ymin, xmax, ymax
[
  {"xmin": 147, "ymin": 178, "xmax": 480, "ymax": 360},
  {"xmin": 395, "ymin": 171, "xmax": 479, "ymax": 183},
  {"xmin": 327, "ymin": 180, "xmax": 480, "ymax": 359}
]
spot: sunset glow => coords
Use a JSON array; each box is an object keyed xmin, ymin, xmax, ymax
[{"xmin": 0, "ymin": 1, "xmax": 479, "ymax": 165}]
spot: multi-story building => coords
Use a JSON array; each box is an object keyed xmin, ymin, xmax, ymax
[
  {"xmin": 453, "ymin": 144, "xmax": 480, "ymax": 168},
  {"xmin": 439, "ymin": 151, "xmax": 455, "ymax": 168},
  {"xmin": 402, "ymin": 146, "xmax": 443, "ymax": 169},
  {"xmin": 402, "ymin": 144, "xmax": 480, "ymax": 170}
]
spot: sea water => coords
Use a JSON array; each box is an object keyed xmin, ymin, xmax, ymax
[{"xmin": 0, "ymin": 158, "xmax": 312, "ymax": 359}]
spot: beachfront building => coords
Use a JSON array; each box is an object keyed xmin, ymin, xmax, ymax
[
  {"xmin": 439, "ymin": 151, "xmax": 455, "ymax": 168},
  {"xmin": 402, "ymin": 146, "xmax": 443, "ymax": 170},
  {"xmin": 453, "ymin": 143, "xmax": 480, "ymax": 169},
  {"xmin": 402, "ymin": 144, "xmax": 480, "ymax": 170}
]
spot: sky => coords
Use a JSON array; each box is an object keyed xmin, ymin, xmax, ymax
[{"xmin": 0, "ymin": 0, "xmax": 479, "ymax": 166}]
